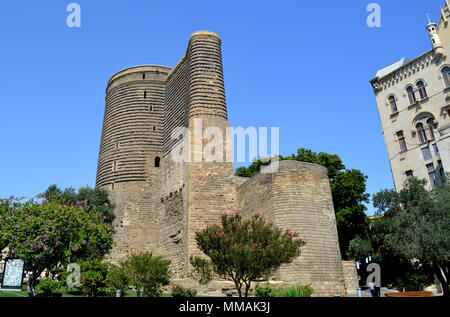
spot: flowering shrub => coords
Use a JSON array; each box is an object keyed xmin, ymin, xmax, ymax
[
  {"xmin": 0, "ymin": 196, "xmax": 114, "ymax": 296},
  {"xmin": 191, "ymin": 211, "xmax": 306, "ymax": 297}
]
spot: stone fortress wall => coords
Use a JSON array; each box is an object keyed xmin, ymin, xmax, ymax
[{"xmin": 96, "ymin": 31, "xmax": 349, "ymax": 296}]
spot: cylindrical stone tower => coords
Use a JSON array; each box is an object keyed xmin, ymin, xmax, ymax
[
  {"xmin": 188, "ymin": 31, "xmax": 228, "ymax": 120},
  {"xmin": 96, "ymin": 65, "xmax": 171, "ymax": 261}
]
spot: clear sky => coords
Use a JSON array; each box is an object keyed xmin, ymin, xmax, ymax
[{"xmin": 0, "ymin": 1, "xmax": 442, "ymax": 214}]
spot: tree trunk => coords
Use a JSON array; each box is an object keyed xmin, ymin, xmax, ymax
[
  {"xmin": 244, "ymin": 281, "xmax": 251, "ymax": 297},
  {"xmin": 27, "ymin": 276, "xmax": 37, "ymax": 297},
  {"xmin": 433, "ymin": 263, "xmax": 449, "ymax": 297}
]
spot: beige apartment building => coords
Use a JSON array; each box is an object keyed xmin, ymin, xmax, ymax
[{"xmin": 371, "ymin": 1, "xmax": 450, "ymax": 191}]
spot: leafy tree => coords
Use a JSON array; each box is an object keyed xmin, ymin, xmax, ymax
[
  {"xmin": 121, "ymin": 252, "xmax": 171, "ymax": 297},
  {"xmin": 191, "ymin": 211, "xmax": 306, "ymax": 297},
  {"xmin": 235, "ymin": 148, "xmax": 369, "ymax": 257},
  {"xmin": 349, "ymin": 178, "xmax": 450, "ymax": 295},
  {"xmin": 44, "ymin": 185, "xmax": 115, "ymax": 223},
  {"xmin": 0, "ymin": 196, "xmax": 114, "ymax": 296}
]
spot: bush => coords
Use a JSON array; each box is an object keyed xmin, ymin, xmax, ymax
[
  {"xmin": 254, "ymin": 284, "xmax": 278, "ymax": 297},
  {"xmin": 79, "ymin": 259, "xmax": 109, "ymax": 297},
  {"xmin": 254, "ymin": 283, "xmax": 314, "ymax": 297},
  {"xmin": 278, "ymin": 285, "xmax": 314, "ymax": 297},
  {"xmin": 80, "ymin": 271, "xmax": 104, "ymax": 297},
  {"xmin": 106, "ymin": 263, "xmax": 129, "ymax": 297},
  {"xmin": 171, "ymin": 285, "xmax": 197, "ymax": 297},
  {"xmin": 121, "ymin": 252, "xmax": 171, "ymax": 297},
  {"xmin": 36, "ymin": 278, "xmax": 63, "ymax": 297},
  {"xmin": 396, "ymin": 274, "xmax": 430, "ymax": 292}
]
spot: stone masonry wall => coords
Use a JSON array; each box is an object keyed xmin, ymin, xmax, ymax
[
  {"xmin": 237, "ymin": 161, "xmax": 347, "ymax": 297},
  {"xmin": 342, "ymin": 260, "xmax": 359, "ymax": 296}
]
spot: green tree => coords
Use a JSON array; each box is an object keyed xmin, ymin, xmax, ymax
[
  {"xmin": 349, "ymin": 178, "xmax": 450, "ymax": 295},
  {"xmin": 235, "ymin": 148, "xmax": 369, "ymax": 257},
  {"xmin": 121, "ymin": 252, "xmax": 171, "ymax": 297},
  {"xmin": 44, "ymin": 185, "xmax": 115, "ymax": 223},
  {"xmin": 0, "ymin": 196, "xmax": 114, "ymax": 297},
  {"xmin": 191, "ymin": 211, "xmax": 306, "ymax": 297}
]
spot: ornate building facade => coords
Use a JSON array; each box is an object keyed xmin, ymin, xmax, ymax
[{"xmin": 371, "ymin": 1, "xmax": 450, "ymax": 190}]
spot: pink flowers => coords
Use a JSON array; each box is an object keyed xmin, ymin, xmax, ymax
[
  {"xmin": 235, "ymin": 210, "xmax": 241, "ymax": 215},
  {"xmin": 285, "ymin": 229, "xmax": 300, "ymax": 238},
  {"xmin": 211, "ymin": 232, "xmax": 224, "ymax": 239}
]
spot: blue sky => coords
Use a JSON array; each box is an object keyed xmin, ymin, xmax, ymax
[{"xmin": 0, "ymin": 1, "xmax": 441, "ymax": 214}]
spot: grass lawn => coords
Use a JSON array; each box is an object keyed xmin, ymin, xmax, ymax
[{"xmin": 0, "ymin": 286, "xmax": 173, "ymax": 297}]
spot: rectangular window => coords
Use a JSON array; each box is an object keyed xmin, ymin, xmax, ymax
[
  {"xmin": 396, "ymin": 131, "xmax": 407, "ymax": 152},
  {"xmin": 438, "ymin": 160, "xmax": 446, "ymax": 184},
  {"xmin": 433, "ymin": 144, "xmax": 440, "ymax": 157},
  {"xmin": 426, "ymin": 163, "xmax": 437, "ymax": 188},
  {"xmin": 421, "ymin": 146, "xmax": 432, "ymax": 161},
  {"xmin": 405, "ymin": 170, "xmax": 414, "ymax": 178}
]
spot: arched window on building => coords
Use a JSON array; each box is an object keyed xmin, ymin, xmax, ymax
[
  {"xmin": 442, "ymin": 66, "xmax": 450, "ymax": 88},
  {"xmin": 406, "ymin": 86, "xmax": 416, "ymax": 105},
  {"xmin": 155, "ymin": 157, "xmax": 160, "ymax": 167},
  {"xmin": 416, "ymin": 81, "xmax": 427, "ymax": 99},
  {"xmin": 388, "ymin": 95, "xmax": 398, "ymax": 113},
  {"xmin": 416, "ymin": 122, "xmax": 427, "ymax": 143},
  {"xmin": 427, "ymin": 118, "xmax": 435, "ymax": 140}
]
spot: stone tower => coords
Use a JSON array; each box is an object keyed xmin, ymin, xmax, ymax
[
  {"xmin": 96, "ymin": 65, "xmax": 171, "ymax": 258},
  {"xmin": 96, "ymin": 31, "xmax": 347, "ymax": 296}
]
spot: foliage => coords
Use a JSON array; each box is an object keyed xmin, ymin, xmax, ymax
[
  {"xmin": 254, "ymin": 283, "xmax": 313, "ymax": 297},
  {"xmin": 171, "ymin": 285, "xmax": 197, "ymax": 297},
  {"xmin": 36, "ymin": 278, "xmax": 63, "ymax": 297},
  {"xmin": 80, "ymin": 271, "xmax": 104, "ymax": 297},
  {"xmin": 348, "ymin": 178, "xmax": 450, "ymax": 295},
  {"xmin": 395, "ymin": 273, "xmax": 431, "ymax": 292},
  {"xmin": 79, "ymin": 259, "xmax": 109, "ymax": 297},
  {"xmin": 44, "ymin": 185, "xmax": 115, "ymax": 223},
  {"xmin": 106, "ymin": 263, "xmax": 130, "ymax": 297},
  {"xmin": 278, "ymin": 284, "xmax": 314, "ymax": 297},
  {"xmin": 121, "ymin": 252, "xmax": 171, "ymax": 297},
  {"xmin": 188, "ymin": 256, "xmax": 213, "ymax": 285},
  {"xmin": 254, "ymin": 283, "xmax": 279, "ymax": 297},
  {"xmin": 235, "ymin": 148, "xmax": 369, "ymax": 257},
  {"xmin": 0, "ymin": 196, "xmax": 114, "ymax": 296},
  {"xmin": 191, "ymin": 211, "xmax": 305, "ymax": 297}
]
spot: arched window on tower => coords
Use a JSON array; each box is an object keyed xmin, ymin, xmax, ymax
[
  {"xmin": 416, "ymin": 81, "xmax": 427, "ymax": 99},
  {"xmin": 388, "ymin": 95, "xmax": 398, "ymax": 113},
  {"xmin": 416, "ymin": 123, "xmax": 427, "ymax": 144},
  {"xmin": 155, "ymin": 157, "xmax": 160, "ymax": 168},
  {"xmin": 406, "ymin": 86, "xmax": 416, "ymax": 105},
  {"xmin": 442, "ymin": 66, "xmax": 450, "ymax": 88}
]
